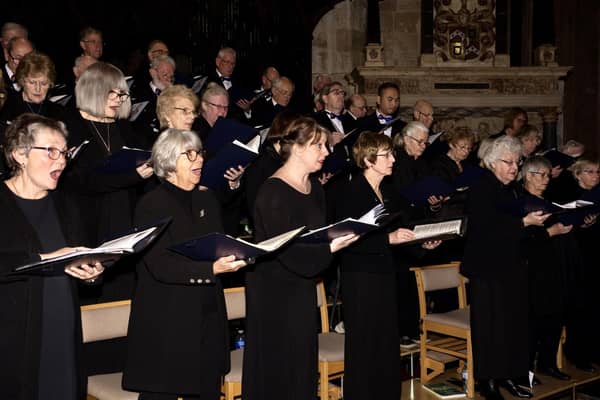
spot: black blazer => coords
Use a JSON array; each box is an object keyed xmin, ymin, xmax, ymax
[
  {"xmin": 123, "ymin": 181, "xmax": 229, "ymax": 395},
  {"xmin": 0, "ymin": 183, "xmax": 87, "ymax": 400},
  {"xmin": 358, "ymin": 112, "xmax": 406, "ymax": 138},
  {"xmin": 333, "ymin": 174, "xmax": 398, "ymax": 272},
  {"xmin": 461, "ymin": 170, "xmax": 534, "ymax": 279}
]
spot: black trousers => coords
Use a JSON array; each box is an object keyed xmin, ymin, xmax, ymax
[{"xmin": 529, "ymin": 313, "xmax": 563, "ymax": 370}]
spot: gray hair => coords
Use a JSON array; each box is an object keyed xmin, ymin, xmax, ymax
[
  {"xmin": 521, "ymin": 156, "xmax": 552, "ymax": 184},
  {"xmin": 217, "ymin": 47, "xmax": 236, "ymax": 59},
  {"xmin": 483, "ymin": 136, "xmax": 522, "ymax": 170},
  {"xmin": 3, "ymin": 113, "xmax": 68, "ymax": 175},
  {"xmin": 76, "ymin": 62, "xmax": 131, "ymax": 119},
  {"xmin": 1, "ymin": 22, "xmax": 28, "ymax": 40},
  {"xmin": 393, "ymin": 121, "xmax": 429, "ymax": 148},
  {"xmin": 201, "ymin": 82, "xmax": 228, "ymax": 102},
  {"xmin": 152, "ymin": 129, "xmax": 202, "ymax": 179},
  {"xmin": 271, "ymin": 76, "xmax": 294, "ymax": 91},
  {"xmin": 477, "ymin": 137, "xmax": 495, "ymax": 161},
  {"xmin": 150, "ymin": 54, "xmax": 176, "ymax": 69}
]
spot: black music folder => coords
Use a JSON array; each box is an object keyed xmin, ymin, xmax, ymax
[
  {"xmin": 298, "ymin": 204, "xmax": 389, "ymax": 244},
  {"xmin": 200, "ymin": 135, "xmax": 260, "ymax": 189},
  {"xmin": 169, "ymin": 226, "xmax": 305, "ymax": 262},
  {"xmin": 542, "ymin": 149, "xmax": 576, "ymax": 168},
  {"xmin": 95, "ymin": 146, "xmax": 152, "ymax": 174},
  {"xmin": 453, "ymin": 165, "xmax": 486, "ymax": 190},
  {"xmin": 12, "ymin": 217, "xmax": 172, "ymax": 276},
  {"xmin": 398, "ymin": 176, "xmax": 456, "ymax": 206},
  {"xmin": 204, "ymin": 117, "xmax": 257, "ymax": 155}
]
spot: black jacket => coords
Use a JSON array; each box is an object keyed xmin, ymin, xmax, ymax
[
  {"xmin": 0, "ymin": 183, "xmax": 88, "ymax": 400},
  {"xmin": 123, "ymin": 181, "xmax": 229, "ymax": 396}
]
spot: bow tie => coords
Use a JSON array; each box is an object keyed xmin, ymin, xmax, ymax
[
  {"xmin": 220, "ymin": 76, "xmax": 231, "ymax": 82},
  {"xmin": 154, "ymin": 88, "xmax": 162, "ymax": 96},
  {"xmin": 326, "ymin": 111, "xmax": 342, "ymax": 120},
  {"xmin": 378, "ymin": 115, "xmax": 393, "ymax": 123}
]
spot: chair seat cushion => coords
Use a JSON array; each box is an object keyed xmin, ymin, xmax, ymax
[
  {"xmin": 224, "ymin": 348, "xmax": 244, "ymax": 382},
  {"xmin": 88, "ymin": 372, "xmax": 138, "ymax": 400},
  {"xmin": 318, "ymin": 332, "xmax": 344, "ymax": 362},
  {"xmin": 423, "ymin": 307, "xmax": 470, "ymax": 330}
]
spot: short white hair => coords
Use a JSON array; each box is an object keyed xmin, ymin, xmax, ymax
[
  {"xmin": 483, "ymin": 136, "xmax": 522, "ymax": 170},
  {"xmin": 152, "ymin": 129, "xmax": 202, "ymax": 179}
]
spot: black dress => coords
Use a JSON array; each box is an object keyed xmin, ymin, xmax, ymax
[
  {"xmin": 0, "ymin": 183, "xmax": 87, "ymax": 400},
  {"xmin": 61, "ymin": 109, "xmax": 147, "ymax": 301},
  {"xmin": 242, "ymin": 177, "xmax": 334, "ymax": 400},
  {"xmin": 461, "ymin": 170, "xmax": 531, "ymax": 380},
  {"xmin": 334, "ymin": 174, "xmax": 405, "ymax": 400},
  {"xmin": 123, "ymin": 181, "xmax": 229, "ymax": 398}
]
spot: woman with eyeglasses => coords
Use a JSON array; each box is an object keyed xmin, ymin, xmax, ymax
[
  {"xmin": 0, "ymin": 113, "xmax": 104, "ymax": 399},
  {"xmin": 123, "ymin": 129, "xmax": 247, "ymax": 399},
  {"xmin": 156, "ymin": 84, "xmax": 199, "ymax": 131},
  {"xmin": 430, "ymin": 127, "xmax": 475, "ymax": 183},
  {"xmin": 62, "ymin": 62, "xmax": 154, "ymax": 303},
  {"xmin": 517, "ymin": 156, "xmax": 575, "ymax": 384},
  {"xmin": 552, "ymin": 159, "xmax": 600, "ymax": 372},
  {"xmin": 462, "ymin": 137, "xmax": 551, "ymax": 400},
  {"xmin": 333, "ymin": 131, "xmax": 440, "ymax": 400},
  {"xmin": 0, "ymin": 51, "xmax": 66, "ymax": 136}
]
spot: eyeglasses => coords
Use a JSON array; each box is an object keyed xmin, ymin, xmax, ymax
[
  {"xmin": 417, "ymin": 110, "xmax": 434, "ymax": 118},
  {"xmin": 529, "ymin": 170, "xmax": 550, "ymax": 179},
  {"xmin": 9, "ymin": 53, "xmax": 24, "ymax": 63},
  {"xmin": 582, "ymin": 169, "xmax": 600, "ymax": 175},
  {"xmin": 150, "ymin": 49, "xmax": 168, "ymax": 56},
  {"xmin": 108, "ymin": 90, "xmax": 130, "ymax": 101},
  {"xmin": 376, "ymin": 151, "xmax": 393, "ymax": 159},
  {"xmin": 24, "ymin": 79, "xmax": 50, "ymax": 88},
  {"xmin": 173, "ymin": 107, "xmax": 198, "ymax": 117},
  {"xmin": 498, "ymin": 159, "xmax": 520, "ymax": 167},
  {"xmin": 204, "ymin": 100, "xmax": 229, "ymax": 111},
  {"xmin": 456, "ymin": 144, "xmax": 472, "ymax": 152},
  {"xmin": 30, "ymin": 146, "xmax": 72, "ymax": 160},
  {"xmin": 82, "ymin": 39, "xmax": 104, "ymax": 46},
  {"xmin": 405, "ymin": 135, "xmax": 428, "ymax": 147},
  {"xmin": 180, "ymin": 149, "xmax": 205, "ymax": 162},
  {"xmin": 274, "ymin": 87, "xmax": 292, "ymax": 97}
]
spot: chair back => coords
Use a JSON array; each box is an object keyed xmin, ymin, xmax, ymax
[
  {"xmin": 411, "ymin": 262, "xmax": 467, "ymax": 318},
  {"xmin": 224, "ymin": 286, "xmax": 246, "ymax": 320},
  {"xmin": 316, "ymin": 280, "xmax": 330, "ymax": 333},
  {"xmin": 80, "ymin": 300, "xmax": 131, "ymax": 343}
]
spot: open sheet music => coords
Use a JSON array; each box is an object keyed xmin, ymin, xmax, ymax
[
  {"xmin": 400, "ymin": 218, "xmax": 466, "ymax": 245},
  {"xmin": 169, "ymin": 226, "xmax": 305, "ymax": 261},
  {"xmin": 12, "ymin": 217, "xmax": 171, "ymax": 276},
  {"xmin": 298, "ymin": 204, "xmax": 388, "ymax": 243}
]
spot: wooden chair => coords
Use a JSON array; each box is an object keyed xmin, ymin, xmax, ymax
[
  {"xmin": 81, "ymin": 300, "xmax": 139, "ymax": 400},
  {"xmin": 411, "ymin": 262, "xmax": 474, "ymax": 398},
  {"xmin": 221, "ymin": 286, "xmax": 246, "ymax": 400},
  {"xmin": 316, "ymin": 280, "xmax": 344, "ymax": 400}
]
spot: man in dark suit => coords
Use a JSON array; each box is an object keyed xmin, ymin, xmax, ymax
[
  {"xmin": 416, "ymin": 99, "xmax": 448, "ymax": 160},
  {"xmin": 250, "ymin": 76, "xmax": 294, "ymax": 127},
  {"xmin": 341, "ymin": 94, "xmax": 367, "ymax": 132},
  {"xmin": 2, "ymin": 37, "xmax": 33, "ymax": 96},
  {"xmin": 312, "ymin": 81, "xmax": 349, "ymax": 146},
  {"xmin": 203, "ymin": 47, "xmax": 249, "ymax": 121},
  {"xmin": 358, "ymin": 82, "xmax": 406, "ymax": 138},
  {"xmin": 130, "ymin": 55, "xmax": 176, "ymax": 144}
]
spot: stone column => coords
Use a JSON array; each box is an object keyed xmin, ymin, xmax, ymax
[
  {"xmin": 541, "ymin": 108, "xmax": 559, "ymax": 149},
  {"xmin": 364, "ymin": 0, "xmax": 384, "ymax": 66}
]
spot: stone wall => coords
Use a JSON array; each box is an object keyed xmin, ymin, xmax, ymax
[{"xmin": 312, "ymin": 0, "xmax": 422, "ymax": 88}]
